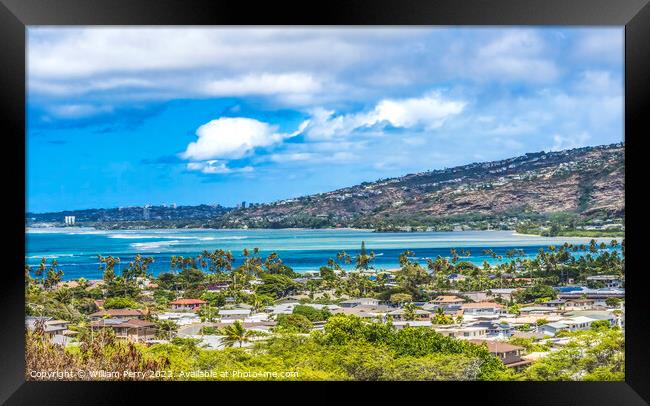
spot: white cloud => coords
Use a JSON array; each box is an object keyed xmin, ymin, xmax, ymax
[
  {"xmin": 472, "ymin": 31, "xmax": 559, "ymax": 82},
  {"xmin": 47, "ymin": 104, "xmax": 113, "ymax": 119},
  {"xmin": 181, "ymin": 117, "xmax": 305, "ymax": 161},
  {"xmin": 303, "ymin": 92, "xmax": 466, "ymax": 140},
  {"xmin": 201, "ymin": 73, "xmax": 322, "ymax": 97},
  {"xmin": 574, "ymin": 30, "xmax": 624, "ymax": 64},
  {"xmin": 186, "ymin": 160, "xmax": 253, "ymax": 174},
  {"xmin": 551, "ymin": 132, "xmax": 591, "ymax": 151},
  {"xmin": 573, "ymin": 70, "xmax": 621, "ymax": 96}
]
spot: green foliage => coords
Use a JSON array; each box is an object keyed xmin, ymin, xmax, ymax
[
  {"xmin": 292, "ymin": 305, "xmax": 331, "ymax": 322},
  {"xmin": 255, "ymin": 274, "xmax": 300, "ymax": 299},
  {"xmin": 513, "ymin": 285, "xmax": 557, "ymax": 303},
  {"xmin": 275, "ymin": 314, "xmax": 313, "ymax": 333},
  {"xmin": 103, "ymin": 296, "xmax": 138, "ymax": 309},
  {"xmin": 389, "ymin": 293, "xmax": 412, "ymax": 305},
  {"xmin": 522, "ymin": 328, "xmax": 624, "ymax": 381},
  {"xmin": 590, "ymin": 320, "xmax": 612, "ymax": 330}
]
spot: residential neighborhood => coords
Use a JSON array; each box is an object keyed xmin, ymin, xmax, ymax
[{"xmin": 25, "ymin": 239, "xmax": 625, "ymax": 381}]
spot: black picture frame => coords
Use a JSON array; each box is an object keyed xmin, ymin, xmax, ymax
[{"xmin": 1, "ymin": 0, "xmax": 648, "ymax": 404}]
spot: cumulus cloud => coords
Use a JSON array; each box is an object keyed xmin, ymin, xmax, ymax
[{"xmin": 181, "ymin": 117, "xmax": 307, "ymax": 161}]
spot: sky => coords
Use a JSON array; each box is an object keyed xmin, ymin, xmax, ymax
[{"xmin": 26, "ymin": 27, "xmax": 624, "ymax": 213}]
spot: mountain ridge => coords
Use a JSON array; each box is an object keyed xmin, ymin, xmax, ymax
[{"xmin": 27, "ymin": 143, "xmax": 624, "ymax": 231}]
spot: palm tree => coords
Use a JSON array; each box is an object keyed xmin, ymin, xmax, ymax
[{"xmin": 221, "ymin": 320, "xmax": 256, "ymax": 348}]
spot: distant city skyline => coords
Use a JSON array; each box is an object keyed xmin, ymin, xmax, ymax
[{"xmin": 27, "ymin": 27, "xmax": 624, "ymax": 212}]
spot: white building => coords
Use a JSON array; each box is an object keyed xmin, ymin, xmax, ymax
[{"xmin": 64, "ymin": 215, "xmax": 75, "ymax": 225}]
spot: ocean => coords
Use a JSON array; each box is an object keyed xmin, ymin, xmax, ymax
[{"xmin": 25, "ymin": 228, "xmax": 619, "ymax": 281}]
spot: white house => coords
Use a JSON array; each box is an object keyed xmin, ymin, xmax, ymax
[{"xmin": 218, "ymin": 308, "xmax": 252, "ymax": 320}]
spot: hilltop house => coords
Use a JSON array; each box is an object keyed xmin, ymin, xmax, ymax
[
  {"xmin": 89, "ymin": 309, "xmax": 144, "ymax": 321},
  {"xmin": 90, "ymin": 318, "xmax": 156, "ymax": 342},
  {"xmin": 432, "ymin": 295, "xmax": 465, "ymax": 308},
  {"xmin": 461, "ymin": 302, "xmax": 504, "ymax": 316},
  {"xmin": 434, "ymin": 326, "xmax": 488, "ymax": 340},
  {"xmin": 469, "ymin": 339, "xmax": 531, "ymax": 369},
  {"xmin": 339, "ymin": 298, "xmax": 380, "ymax": 308},
  {"xmin": 586, "ymin": 275, "xmax": 622, "ymax": 288},
  {"xmin": 218, "ymin": 308, "xmax": 252, "ymax": 321},
  {"xmin": 25, "ymin": 316, "xmax": 70, "ymax": 339},
  {"xmin": 564, "ymin": 299, "xmax": 596, "ymax": 311},
  {"xmin": 169, "ymin": 298, "xmax": 207, "ymax": 311},
  {"xmin": 387, "ymin": 308, "xmax": 431, "ymax": 321}
]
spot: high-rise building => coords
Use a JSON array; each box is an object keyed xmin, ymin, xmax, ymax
[
  {"xmin": 143, "ymin": 206, "xmax": 150, "ymax": 220},
  {"xmin": 64, "ymin": 216, "xmax": 76, "ymax": 225},
  {"xmin": 241, "ymin": 201, "xmax": 246, "ymax": 209}
]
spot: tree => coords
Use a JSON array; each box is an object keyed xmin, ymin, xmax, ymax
[
  {"xmin": 513, "ymin": 285, "xmax": 557, "ymax": 303},
  {"xmin": 402, "ymin": 303, "xmax": 417, "ymax": 321},
  {"xmin": 221, "ymin": 320, "xmax": 257, "ymax": 347},
  {"xmin": 104, "ymin": 297, "xmax": 138, "ymax": 309},
  {"xmin": 293, "ymin": 305, "xmax": 331, "ymax": 322},
  {"xmin": 275, "ymin": 314, "xmax": 313, "ymax": 333},
  {"xmin": 46, "ymin": 266, "xmax": 64, "ymax": 290},
  {"xmin": 155, "ymin": 319, "xmax": 178, "ymax": 340},
  {"xmin": 98, "ymin": 255, "xmax": 120, "ymax": 283},
  {"xmin": 390, "ymin": 293, "xmax": 412, "ymax": 306},
  {"xmin": 355, "ymin": 241, "xmax": 375, "ymax": 270},
  {"xmin": 256, "ymin": 274, "xmax": 299, "ymax": 299},
  {"xmin": 432, "ymin": 308, "xmax": 453, "ymax": 325}
]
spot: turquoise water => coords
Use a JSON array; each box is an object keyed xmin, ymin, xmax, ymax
[{"xmin": 25, "ymin": 228, "xmax": 618, "ymax": 281}]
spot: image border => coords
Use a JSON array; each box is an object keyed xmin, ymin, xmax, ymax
[{"xmin": 1, "ymin": 0, "xmax": 648, "ymax": 404}]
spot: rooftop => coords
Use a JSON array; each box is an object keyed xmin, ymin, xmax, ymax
[{"xmin": 169, "ymin": 299, "xmax": 207, "ymax": 305}]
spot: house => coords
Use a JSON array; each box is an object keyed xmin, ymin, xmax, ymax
[
  {"xmin": 90, "ymin": 318, "xmax": 156, "ymax": 342},
  {"xmin": 89, "ymin": 308, "xmax": 144, "ymax": 321},
  {"xmin": 489, "ymin": 288, "xmax": 517, "ymax": 302},
  {"xmin": 392, "ymin": 320, "xmax": 433, "ymax": 329},
  {"xmin": 519, "ymin": 306, "xmax": 558, "ymax": 315},
  {"xmin": 157, "ymin": 312, "xmax": 201, "ymax": 326},
  {"xmin": 461, "ymin": 302, "xmax": 504, "ymax": 316},
  {"xmin": 586, "ymin": 275, "xmax": 622, "ymax": 288},
  {"xmin": 432, "ymin": 295, "xmax": 465, "ymax": 307},
  {"xmin": 422, "ymin": 302, "xmax": 462, "ymax": 314},
  {"xmin": 564, "ymin": 299, "xmax": 596, "ymax": 311},
  {"xmin": 539, "ymin": 322, "xmax": 569, "ymax": 336},
  {"xmin": 434, "ymin": 326, "xmax": 488, "ymax": 340},
  {"xmin": 169, "ymin": 298, "xmax": 207, "ymax": 311},
  {"xmin": 540, "ymin": 299, "xmax": 567, "ymax": 309},
  {"xmin": 470, "ymin": 320, "xmax": 514, "ymax": 338},
  {"xmin": 447, "ymin": 274, "xmax": 467, "ymax": 282},
  {"xmin": 469, "ymin": 340, "xmax": 531, "ymax": 369},
  {"xmin": 339, "ymin": 298, "xmax": 380, "ymax": 308},
  {"xmin": 25, "ymin": 316, "xmax": 70, "ymax": 338},
  {"xmin": 558, "ymin": 316, "xmax": 598, "ymax": 332},
  {"xmin": 387, "ymin": 308, "xmax": 431, "ymax": 321},
  {"xmin": 205, "ymin": 282, "xmax": 230, "ymax": 292},
  {"xmin": 218, "ymin": 308, "xmax": 252, "ymax": 321},
  {"xmin": 332, "ymin": 305, "xmax": 390, "ymax": 320}
]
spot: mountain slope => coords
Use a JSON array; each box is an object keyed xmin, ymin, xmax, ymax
[{"xmin": 217, "ymin": 143, "xmax": 624, "ymax": 229}]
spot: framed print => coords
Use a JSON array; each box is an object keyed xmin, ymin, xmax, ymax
[{"xmin": 1, "ymin": 0, "xmax": 648, "ymax": 404}]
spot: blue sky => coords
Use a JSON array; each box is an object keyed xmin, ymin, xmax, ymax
[{"xmin": 27, "ymin": 27, "xmax": 624, "ymax": 212}]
